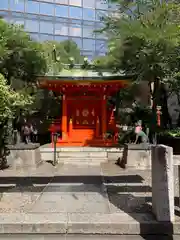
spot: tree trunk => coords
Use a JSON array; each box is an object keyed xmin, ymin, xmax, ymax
[
  {"xmin": 176, "ymin": 94, "xmax": 180, "ymax": 127},
  {"xmin": 149, "ymin": 79, "xmax": 160, "ymax": 144},
  {"xmin": 159, "ymin": 83, "xmax": 172, "ymax": 129}
]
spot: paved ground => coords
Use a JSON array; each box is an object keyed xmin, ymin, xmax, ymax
[
  {"xmin": 0, "ymin": 162, "xmax": 180, "ymax": 234},
  {"xmin": 0, "ymin": 234, "xmax": 178, "ymax": 240}
]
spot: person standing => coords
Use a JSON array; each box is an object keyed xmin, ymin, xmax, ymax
[
  {"xmin": 30, "ymin": 123, "xmax": 38, "ymax": 143},
  {"xmin": 21, "ymin": 122, "xmax": 30, "ymax": 144}
]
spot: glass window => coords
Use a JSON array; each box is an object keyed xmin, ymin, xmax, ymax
[
  {"xmin": 82, "ymin": 0, "xmax": 95, "ymax": 8},
  {"xmin": 95, "ymin": 40, "xmax": 107, "ymax": 52},
  {"xmin": 25, "ymin": 13, "xmax": 39, "ymax": 19},
  {"xmin": 30, "ymin": 33, "xmax": 39, "ymax": 41},
  {"xmin": 25, "ymin": 19, "xmax": 39, "ymax": 32},
  {"xmin": 96, "ymin": 0, "xmax": 108, "ymax": 10},
  {"xmin": 55, "ymin": 5, "xmax": 68, "ymax": 17},
  {"xmin": 40, "ymin": 0, "xmax": 54, "ymax": 2},
  {"xmin": 55, "ymin": 0, "xmax": 68, "ymax": 4},
  {"xmin": 86, "ymin": 55, "xmax": 93, "ymax": 61},
  {"xmin": 40, "ymin": 21, "xmax": 53, "ymax": 34},
  {"xmin": 95, "ymin": 24, "xmax": 107, "ymax": 39},
  {"xmin": 40, "ymin": 2, "xmax": 54, "ymax": 16},
  {"xmin": 69, "ymin": 24, "xmax": 82, "ymax": 37},
  {"xmin": 69, "ymin": 0, "xmax": 82, "ymax": 7},
  {"xmin": 0, "ymin": 11, "xmax": 9, "ymax": 20},
  {"xmin": 83, "ymin": 39, "xmax": 95, "ymax": 51},
  {"xmin": 26, "ymin": 1, "xmax": 39, "ymax": 14},
  {"xmin": 2, "ymin": 15, "xmax": 9, "ymax": 22},
  {"xmin": 70, "ymin": 37, "xmax": 82, "ymax": 48},
  {"xmin": 11, "ymin": 12, "xmax": 24, "ymax": 17},
  {"xmin": 10, "ymin": 18, "xmax": 24, "ymax": 26},
  {"xmin": 55, "ymin": 23, "xmax": 68, "ymax": 35},
  {"xmin": 40, "ymin": 34, "xmax": 53, "ymax": 42},
  {"xmin": 83, "ymin": 20, "xmax": 94, "ymax": 26},
  {"xmin": 83, "ymin": 8, "xmax": 95, "ymax": 21},
  {"xmin": 39, "ymin": 15, "xmax": 53, "ymax": 21},
  {"xmin": 10, "ymin": 0, "xmax": 25, "ymax": 12},
  {"xmin": 98, "ymin": 52, "xmax": 106, "ymax": 56},
  {"xmin": 83, "ymin": 26, "xmax": 94, "ymax": 38},
  {"xmin": 70, "ymin": 19, "xmax": 82, "ymax": 24},
  {"xmin": 54, "ymin": 35, "xmax": 68, "ymax": 41},
  {"xmin": 96, "ymin": 10, "xmax": 108, "ymax": 21},
  {"xmin": 69, "ymin": 6, "xmax": 82, "ymax": 19},
  {"xmin": 108, "ymin": 2, "xmax": 119, "ymax": 10},
  {"xmin": 0, "ymin": 0, "xmax": 9, "ymax": 10}
]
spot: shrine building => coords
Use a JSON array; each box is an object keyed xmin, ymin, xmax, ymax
[{"xmin": 37, "ymin": 69, "xmax": 131, "ymax": 147}]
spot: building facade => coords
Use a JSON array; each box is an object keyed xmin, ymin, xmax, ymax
[{"xmin": 0, "ymin": 0, "xmax": 116, "ymax": 60}]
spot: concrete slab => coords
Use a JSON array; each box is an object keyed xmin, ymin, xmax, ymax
[
  {"xmin": 0, "ymin": 213, "xmax": 67, "ymax": 233},
  {"xmin": 29, "ymin": 185, "xmax": 110, "ymax": 214},
  {"xmin": 55, "ymin": 164, "xmax": 102, "ymax": 176}
]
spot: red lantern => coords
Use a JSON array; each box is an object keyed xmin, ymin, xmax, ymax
[{"xmin": 156, "ymin": 106, "xmax": 162, "ymax": 127}]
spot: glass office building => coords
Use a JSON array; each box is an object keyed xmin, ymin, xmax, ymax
[{"xmin": 0, "ymin": 0, "xmax": 117, "ymax": 60}]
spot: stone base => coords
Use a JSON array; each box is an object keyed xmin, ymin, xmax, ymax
[
  {"xmin": 7, "ymin": 143, "xmax": 42, "ymax": 169},
  {"xmin": 0, "ymin": 212, "xmax": 176, "ymax": 235},
  {"xmin": 120, "ymin": 144, "xmax": 151, "ymax": 169}
]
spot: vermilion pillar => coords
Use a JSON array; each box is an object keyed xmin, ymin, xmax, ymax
[
  {"xmin": 62, "ymin": 94, "xmax": 67, "ymax": 140},
  {"xmin": 102, "ymin": 95, "xmax": 107, "ymax": 138},
  {"xmin": 95, "ymin": 117, "xmax": 100, "ymax": 138}
]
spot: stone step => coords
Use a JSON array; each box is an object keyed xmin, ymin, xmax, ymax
[
  {"xmin": 40, "ymin": 147, "xmax": 122, "ymax": 162},
  {"xmin": 40, "ymin": 147, "xmax": 122, "ymax": 152},
  {"xmin": 58, "ymin": 152, "xmax": 107, "ymax": 158},
  {"xmin": 0, "ymin": 212, "xmax": 179, "ymax": 234},
  {"xmin": 57, "ymin": 158, "xmax": 107, "ymax": 164}
]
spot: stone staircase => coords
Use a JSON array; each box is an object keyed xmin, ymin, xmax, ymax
[{"xmin": 40, "ymin": 146, "xmax": 122, "ymax": 164}]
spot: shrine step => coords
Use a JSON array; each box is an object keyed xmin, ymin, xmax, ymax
[
  {"xmin": 57, "ymin": 158, "xmax": 107, "ymax": 164},
  {"xmin": 40, "ymin": 146, "xmax": 123, "ymax": 164}
]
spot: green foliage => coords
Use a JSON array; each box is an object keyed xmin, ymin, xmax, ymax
[
  {"xmin": 0, "ymin": 74, "xmax": 33, "ymax": 124},
  {"xmin": 95, "ymin": 0, "xmax": 180, "ymax": 83},
  {"xmin": 42, "ymin": 40, "xmax": 83, "ymax": 75},
  {"xmin": 0, "ymin": 19, "xmax": 46, "ymax": 84},
  {"xmin": 93, "ymin": 0, "xmax": 180, "ymax": 131},
  {"xmin": 158, "ymin": 128, "xmax": 180, "ymax": 137}
]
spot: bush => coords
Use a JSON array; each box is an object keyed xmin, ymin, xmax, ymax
[
  {"xmin": 0, "ymin": 74, "xmax": 33, "ymax": 168},
  {"xmin": 158, "ymin": 128, "xmax": 180, "ymax": 138}
]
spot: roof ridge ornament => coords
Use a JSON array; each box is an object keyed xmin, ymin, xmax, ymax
[{"xmin": 52, "ymin": 45, "xmax": 91, "ymax": 71}]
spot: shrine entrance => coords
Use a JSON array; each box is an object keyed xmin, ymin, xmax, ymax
[
  {"xmin": 37, "ymin": 70, "xmax": 130, "ymax": 147},
  {"xmin": 67, "ymin": 96, "xmax": 101, "ymax": 143}
]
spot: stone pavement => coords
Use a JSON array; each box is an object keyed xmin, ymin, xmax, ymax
[
  {"xmin": 0, "ymin": 162, "xmax": 180, "ymax": 234},
  {"xmin": 0, "ymin": 235, "xmax": 179, "ymax": 240}
]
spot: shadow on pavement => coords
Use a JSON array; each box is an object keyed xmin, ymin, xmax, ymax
[
  {"xmin": 0, "ymin": 173, "xmax": 174, "ymax": 238},
  {"xmin": 0, "ymin": 174, "xmax": 144, "ymax": 187}
]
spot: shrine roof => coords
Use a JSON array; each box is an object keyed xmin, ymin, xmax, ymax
[{"xmin": 37, "ymin": 69, "xmax": 133, "ymax": 81}]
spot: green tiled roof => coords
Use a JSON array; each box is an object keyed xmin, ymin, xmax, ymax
[{"xmin": 38, "ymin": 69, "xmax": 132, "ymax": 81}]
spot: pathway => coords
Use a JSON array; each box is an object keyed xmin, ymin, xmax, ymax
[{"xmin": 0, "ymin": 162, "xmax": 179, "ymax": 234}]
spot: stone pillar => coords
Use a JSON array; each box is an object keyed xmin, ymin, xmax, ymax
[
  {"xmin": 62, "ymin": 95, "xmax": 67, "ymax": 140},
  {"xmin": 102, "ymin": 95, "xmax": 107, "ymax": 138},
  {"xmin": 151, "ymin": 145, "xmax": 174, "ymax": 222}
]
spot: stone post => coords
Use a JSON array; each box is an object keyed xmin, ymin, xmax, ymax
[{"xmin": 151, "ymin": 145, "xmax": 174, "ymax": 222}]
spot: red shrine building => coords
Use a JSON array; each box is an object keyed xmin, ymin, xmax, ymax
[{"xmin": 37, "ymin": 69, "xmax": 130, "ymax": 147}]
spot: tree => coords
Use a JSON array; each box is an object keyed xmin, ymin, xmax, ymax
[
  {"xmin": 0, "ymin": 19, "xmax": 46, "ymax": 85},
  {"xmin": 42, "ymin": 40, "xmax": 83, "ymax": 75},
  {"xmin": 95, "ymin": 0, "xmax": 180, "ymax": 135},
  {"xmin": 0, "ymin": 74, "xmax": 32, "ymax": 168}
]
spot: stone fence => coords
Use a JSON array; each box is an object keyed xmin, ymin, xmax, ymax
[{"xmin": 6, "ymin": 143, "xmax": 42, "ymax": 170}]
